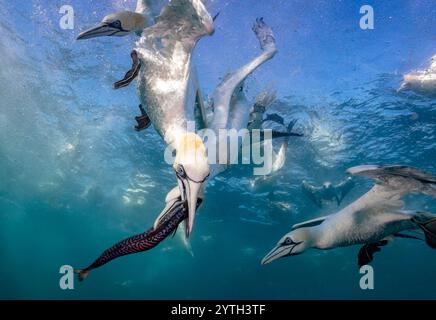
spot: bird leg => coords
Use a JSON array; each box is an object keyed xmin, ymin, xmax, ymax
[
  {"xmin": 113, "ymin": 50, "xmax": 141, "ymax": 90},
  {"xmin": 135, "ymin": 104, "xmax": 151, "ymax": 132}
]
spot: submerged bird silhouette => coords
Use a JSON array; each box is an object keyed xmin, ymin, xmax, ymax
[
  {"xmin": 301, "ymin": 177, "xmax": 355, "ymax": 208},
  {"xmin": 262, "ymin": 165, "xmax": 436, "ymax": 267}
]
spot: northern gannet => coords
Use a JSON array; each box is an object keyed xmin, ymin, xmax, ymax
[
  {"xmin": 399, "ymin": 54, "xmax": 436, "ymax": 95},
  {"xmin": 151, "ymin": 18, "xmax": 280, "ymax": 228},
  {"xmin": 76, "ymin": 0, "xmax": 164, "ymax": 40},
  {"xmin": 262, "ymin": 165, "xmax": 436, "ymax": 266},
  {"xmin": 301, "ymin": 177, "xmax": 355, "ymax": 208},
  {"xmin": 76, "ymin": 1, "xmax": 214, "ymax": 132},
  {"xmin": 78, "ymin": 0, "xmax": 214, "ymax": 236},
  {"xmin": 75, "ymin": 17, "xmax": 280, "ymax": 281},
  {"xmin": 246, "ymin": 91, "xmax": 303, "ymax": 182},
  {"xmin": 132, "ymin": 0, "xmax": 214, "ymax": 237}
]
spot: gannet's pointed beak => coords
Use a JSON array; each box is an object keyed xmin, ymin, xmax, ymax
[
  {"xmin": 77, "ymin": 22, "xmax": 127, "ymax": 40},
  {"xmin": 261, "ymin": 244, "xmax": 293, "ymax": 265},
  {"xmin": 173, "ymin": 133, "xmax": 210, "ymax": 238},
  {"xmin": 176, "ymin": 173, "xmax": 207, "ymax": 238},
  {"xmin": 261, "ymin": 234, "xmax": 305, "ymax": 265},
  {"xmin": 77, "ymin": 23, "xmax": 117, "ymax": 40}
]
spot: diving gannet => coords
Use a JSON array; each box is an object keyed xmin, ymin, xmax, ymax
[
  {"xmin": 76, "ymin": 1, "xmax": 212, "ymax": 131},
  {"xmin": 75, "ymin": 17, "xmax": 281, "ymax": 281},
  {"xmin": 246, "ymin": 90, "xmax": 303, "ymax": 180},
  {"xmin": 131, "ymin": 0, "xmax": 215, "ymax": 237},
  {"xmin": 262, "ymin": 165, "xmax": 436, "ymax": 266},
  {"xmin": 80, "ymin": 0, "xmax": 215, "ymax": 236},
  {"xmin": 302, "ymin": 177, "xmax": 355, "ymax": 208}
]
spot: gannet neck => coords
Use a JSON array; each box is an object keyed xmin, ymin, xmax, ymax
[
  {"xmin": 174, "ymin": 132, "xmax": 207, "ymax": 161},
  {"xmin": 165, "ymin": 124, "xmax": 191, "ymax": 150}
]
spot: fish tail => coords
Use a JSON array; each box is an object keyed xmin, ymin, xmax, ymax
[{"xmin": 74, "ymin": 269, "xmax": 90, "ymax": 282}]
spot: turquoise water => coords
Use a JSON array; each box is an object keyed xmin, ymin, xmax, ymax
[{"xmin": 0, "ymin": 0, "xmax": 435, "ymax": 299}]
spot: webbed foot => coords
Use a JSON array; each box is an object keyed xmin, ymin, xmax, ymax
[
  {"xmin": 114, "ymin": 50, "xmax": 141, "ymax": 90},
  {"xmin": 135, "ymin": 104, "xmax": 151, "ymax": 132}
]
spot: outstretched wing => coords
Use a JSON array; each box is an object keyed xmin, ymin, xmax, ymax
[
  {"xmin": 344, "ymin": 165, "xmax": 436, "ymax": 216},
  {"xmin": 136, "ymin": 0, "xmax": 168, "ymax": 18},
  {"xmin": 333, "ymin": 177, "xmax": 355, "ymax": 205},
  {"xmin": 147, "ymin": 0, "xmax": 214, "ymax": 48},
  {"xmin": 210, "ymin": 18, "xmax": 277, "ymax": 130},
  {"xmin": 348, "ymin": 165, "xmax": 436, "ymax": 199},
  {"xmin": 301, "ymin": 181, "xmax": 323, "ymax": 208},
  {"xmin": 348, "ymin": 165, "xmax": 436, "ymax": 184}
]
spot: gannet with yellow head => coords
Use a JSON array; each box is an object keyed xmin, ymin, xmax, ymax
[
  {"xmin": 77, "ymin": 0, "xmax": 213, "ymax": 237},
  {"xmin": 76, "ymin": 0, "xmax": 164, "ymax": 39},
  {"xmin": 132, "ymin": 0, "xmax": 214, "ymax": 237},
  {"xmin": 172, "ymin": 132, "xmax": 210, "ymax": 236}
]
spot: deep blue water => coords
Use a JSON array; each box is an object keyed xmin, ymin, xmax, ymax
[{"xmin": 0, "ymin": 0, "xmax": 435, "ymax": 299}]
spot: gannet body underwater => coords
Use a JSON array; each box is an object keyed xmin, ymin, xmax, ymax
[
  {"xmin": 75, "ymin": 14, "xmax": 281, "ymax": 281},
  {"xmin": 302, "ymin": 177, "xmax": 355, "ymax": 208},
  {"xmin": 155, "ymin": 17, "xmax": 280, "ymax": 226},
  {"xmin": 262, "ymin": 165, "xmax": 436, "ymax": 267},
  {"xmin": 79, "ymin": 0, "xmax": 215, "ymax": 237},
  {"xmin": 76, "ymin": 0, "xmax": 210, "ymax": 132},
  {"xmin": 399, "ymin": 54, "xmax": 436, "ymax": 95}
]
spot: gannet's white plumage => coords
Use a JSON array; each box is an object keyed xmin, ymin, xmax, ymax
[
  {"xmin": 399, "ymin": 54, "xmax": 436, "ymax": 94},
  {"xmin": 262, "ymin": 165, "xmax": 436, "ymax": 265},
  {"xmin": 132, "ymin": 0, "xmax": 214, "ymax": 237},
  {"xmin": 76, "ymin": 2, "xmax": 280, "ymax": 237},
  {"xmin": 77, "ymin": 0, "xmax": 213, "ymax": 237},
  {"xmin": 153, "ymin": 17, "xmax": 280, "ymax": 230}
]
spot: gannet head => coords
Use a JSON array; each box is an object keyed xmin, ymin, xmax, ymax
[
  {"xmin": 77, "ymin": 11, "xmax": 147, "ymax": 40},
  {"xmin": 261, "ymin": 228, "xmax": 312, "ymax": 265},
  {"xmin": 173, "ymin": 133, "xmax": 210, "ymax": 238}
]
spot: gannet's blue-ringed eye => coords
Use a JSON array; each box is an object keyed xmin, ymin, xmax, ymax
[{"xmin": 284, "ymin": 237, "xmax": 294, "ymax": 245}]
